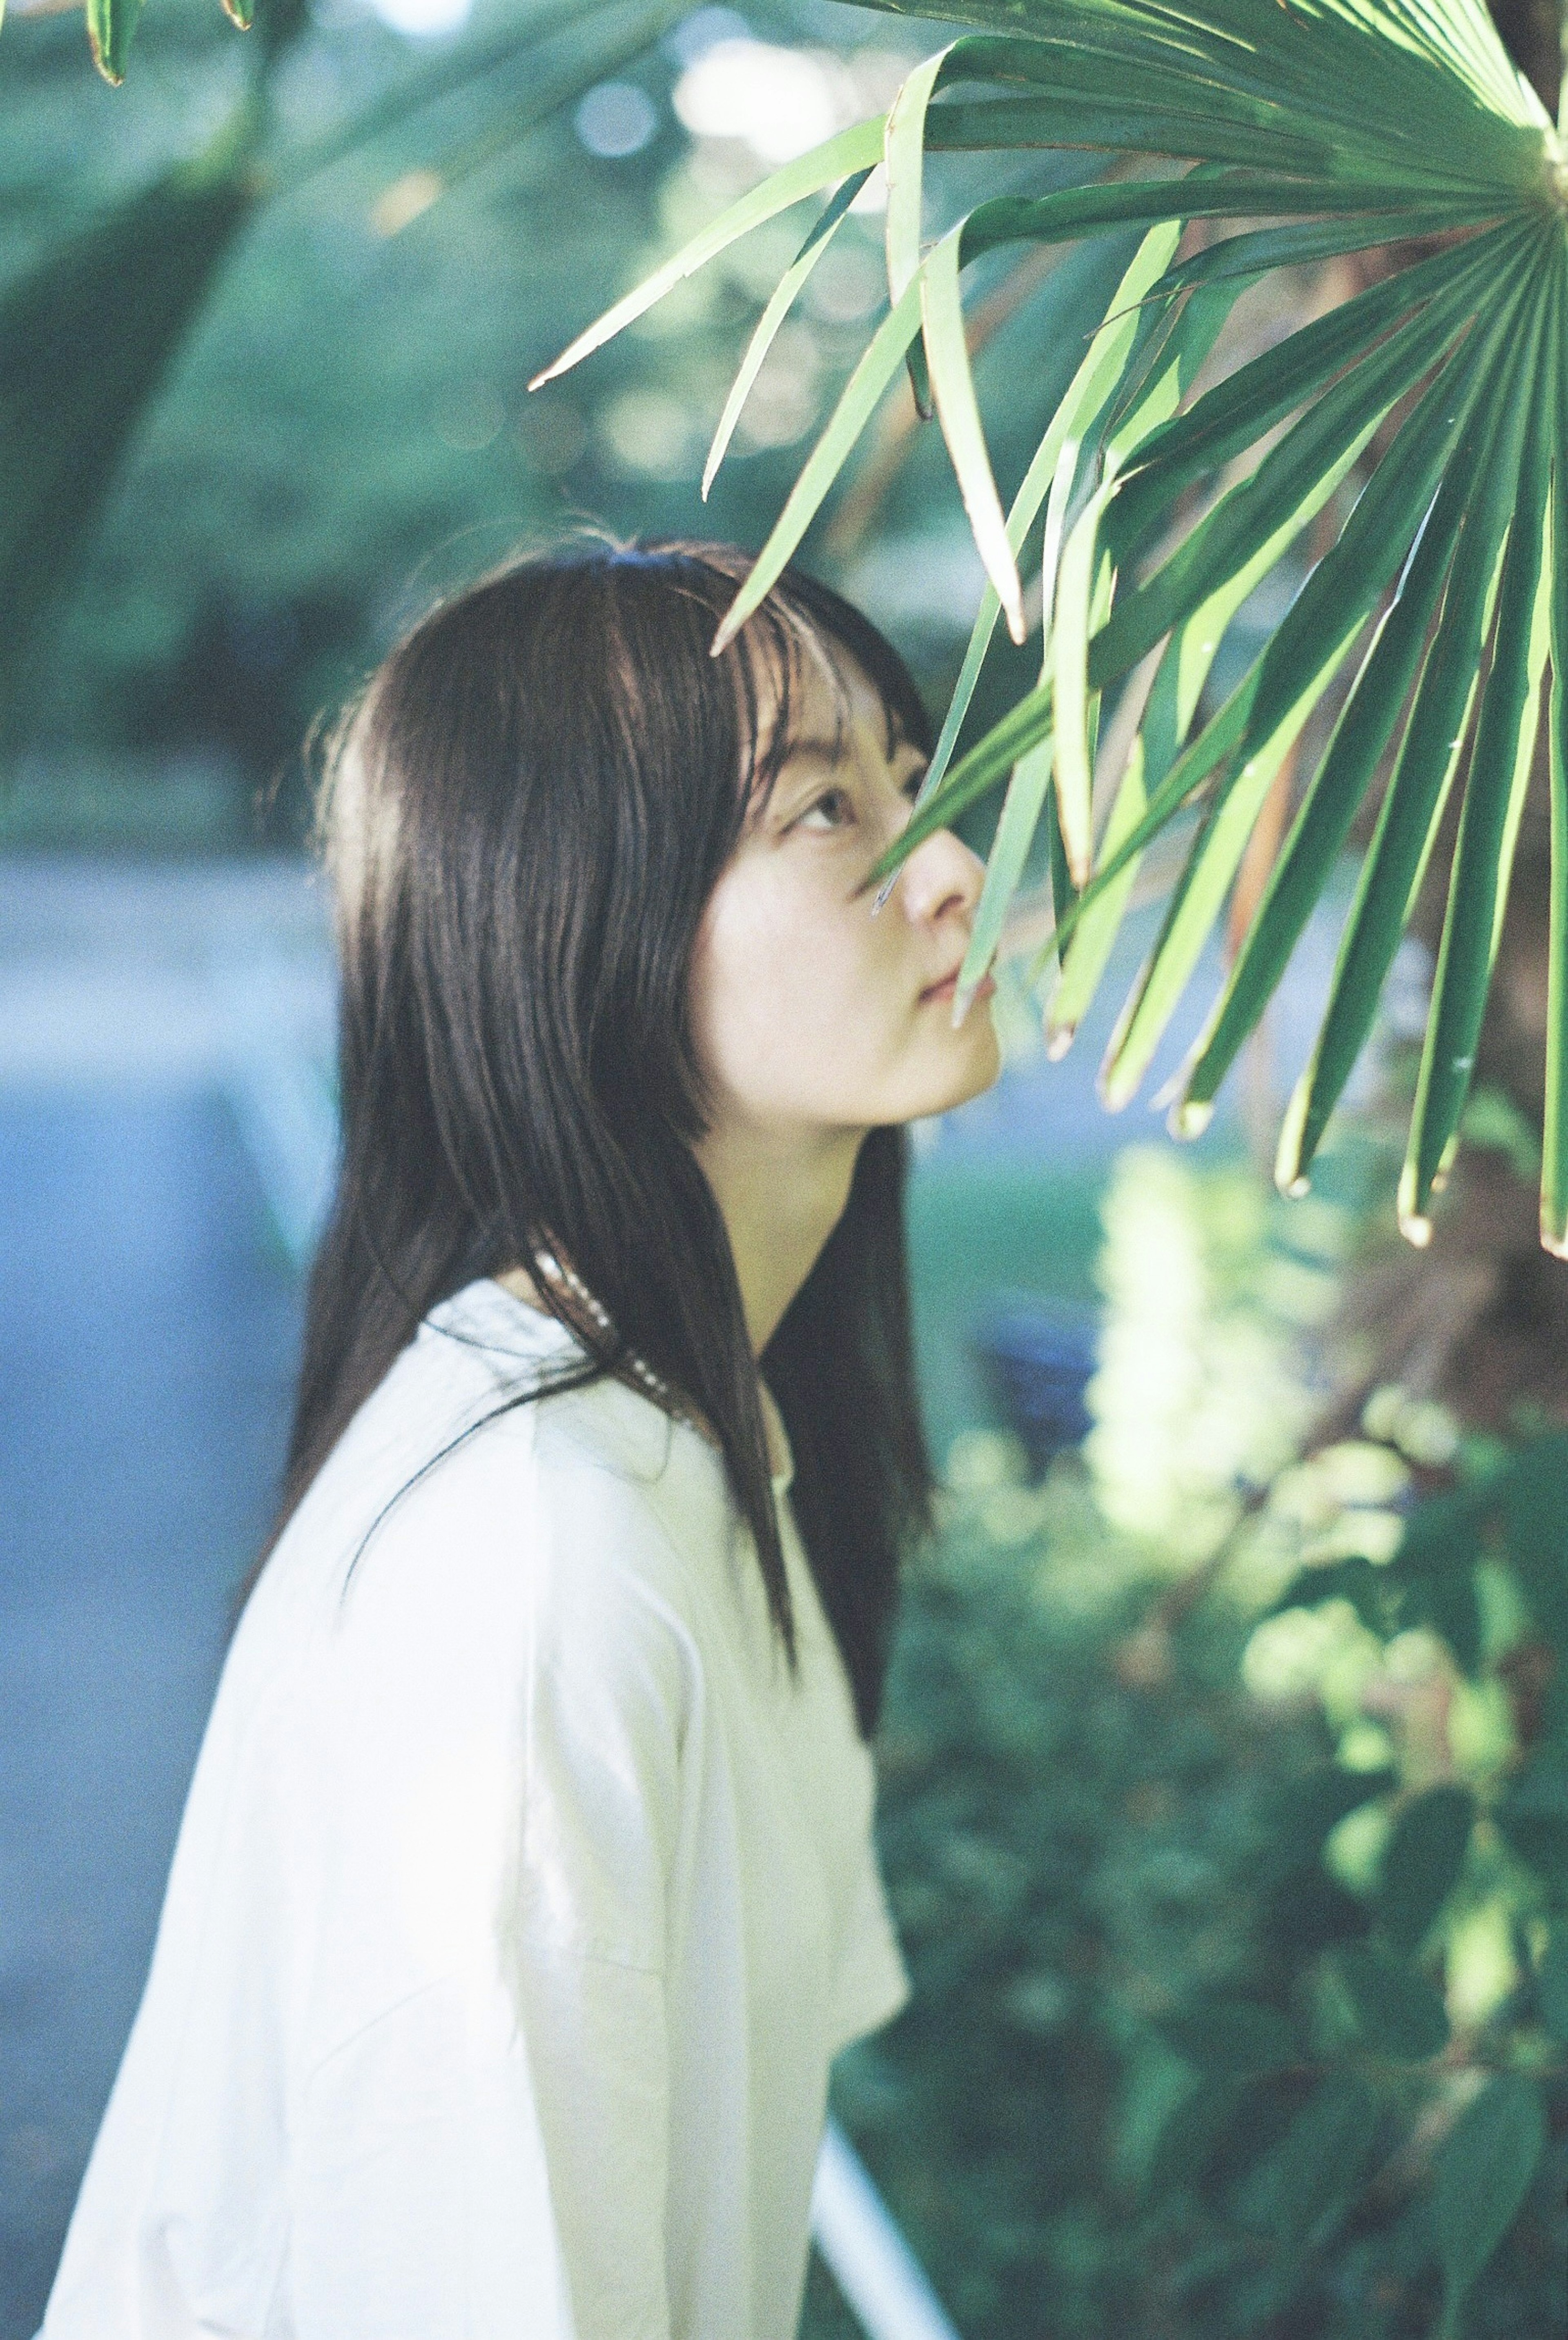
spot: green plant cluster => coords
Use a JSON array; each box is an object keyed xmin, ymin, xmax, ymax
[{"xmin": 807, "ymin": 1158, "xmax": 1568, "ymax": 2340}]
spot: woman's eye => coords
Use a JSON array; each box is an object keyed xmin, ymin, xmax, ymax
[
  {"xmin": 798, "ymin": 787, "xmax": 854, "ymax": 831},
  {"xmin": 902, "ymin": 767, "xmax": 927, "ymax": 803}
]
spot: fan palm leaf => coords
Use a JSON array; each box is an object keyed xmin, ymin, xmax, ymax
[{"xmin": 537, "ymin": 0, "xmax": 1568, "ymax": 1247}]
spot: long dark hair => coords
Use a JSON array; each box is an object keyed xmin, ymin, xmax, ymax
[{"xmin": 229, "ymin": 536, "xmax": 935, "ymax": 1738}]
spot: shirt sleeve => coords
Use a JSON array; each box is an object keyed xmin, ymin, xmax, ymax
[
  {"xmin": 828, "ymin": 1838, "xmax": 912, "ymax": 2057},
  {"xmin": 499, "ymin": 1456, "xmax": 700, "ymax": 2340},
  {"xmin": 287, "ymin": 1425, "xmax": 701, "ymax": 2340}
]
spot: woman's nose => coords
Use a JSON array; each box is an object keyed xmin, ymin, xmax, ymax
[{"xmin": 894, "ymin": 821, "xmax": 986, "ymax": 927}]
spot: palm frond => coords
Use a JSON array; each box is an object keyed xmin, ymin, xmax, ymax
[
  {"xmin": 702, "ymin": 171, "xmax": 871, "ymax": 500},
  {"xmin": 535, "ymin": 0, "xmax": 1568, "ymax": 1246},
  {"xmin": 0, "ymin": 130, "xmax": 258, "ymax": 740}
]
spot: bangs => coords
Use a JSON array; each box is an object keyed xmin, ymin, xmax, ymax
[
  {"xmin": 537, "ymin": 536, "xmax": 933, "ymax": 832},
  {"xmin": 709, "ymin": 566, "xmax": 933, "ymax": 827}
]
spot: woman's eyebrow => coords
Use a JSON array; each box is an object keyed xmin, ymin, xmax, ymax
[{"xmin": 775, "ymin": 735, "xmax": 846, "ymax": 766}]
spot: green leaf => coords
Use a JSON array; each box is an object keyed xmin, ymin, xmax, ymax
[
  {"xmin": 1265, "ymin": 1554, "xmax": 1400, "ymax": 1636},
  {"xmin": 1038, "ymin": 431, "xmax": 1082, "ymax": 645},
  {"xmin": 880, "ymin": 678, "xmax": 1058, "ymax": 881},
  {"xmin": 1276, "ymin": 290, "xmax": 1539, "ymax": 1190},
  {"xmin": 921, "ymin": 226, "xmax": 1025, "ymax": 642},
  {"xmin": 1054, "ymin": 480, "xmax": 1120, "ymax": 885},
  {"xmin": 1099, "ymin": 695, "xmax": 1303, "ymax": 1111},
  {"xmin": 1044, "ymin": 661, "xmax": 1263, "ymax": 969},
  {"xmin": 1532, "ymin": 1921, "xmax": 1568, "ymax": 2042},
  {"xmin": 1106, "ymin": 278, "xmax": 1236, "ymax": 461},
  {"xmin": 1544, "ymin": 459, "xmax": 1568, "ymax": 1256},
  {"xmin": 1045, "ymin": 777, "xmax": 1078, "ymax": 960},
  {"xmin": 1379, "ymin": 1785, "xmax": 1475, "ymax": 1955},
  {"xmin": 889, "ymin": 204, "xmax": 1227, "ymax": 900},
  {"xmin": 1044, "ymin": 697, "xmax": 1157, "ymax": 1049},
  {"xmin": 1048, "ymin": 430, "xmax": 1365, "ymax": 1050},
  {"xmin": 908, "ymin": 9, "xmax": 1542, "ymax": 181},
  {"xmin": 791, "ymin": 6, "xmax": 1568, "ymax": 1233},
  {"xmin": 1432, "ymin": 2076, "xmax": 1546, "ymax": 2340},
  {"xmin": 1263, "ymin": 1762, "xmax": 1397, "ymax": 1872},
  {"xmin": 1393, "ymin": 1474, "xmax": 1500, "ymax": 1574},
  {"xmin": 1493, "ymin": 1751, "xmax": 1568, "ymax": 1876},
  {"xmin": 1414, "ymin": 1492, "xmax": 1496, "ymax": 1570},
  {"xmin": 956, "ymin": 730, "xmax": 1055, "ymax": 1009},
  {"xmin": 1149, "ymin": 207, "xmax": 1502, "ymax": 298},
  {"xmin": 1028, "ymin": 278, "xmax": 1237, "ymax": 937},
  {"xmin": 1239, "ymin": 263, "xmax": 1528, "ymax": 804},
  {"xmin": 1171, "ymin": 276, "xmax": 1533, "ymax": 1127},
  {"xmin": 87, "ymin": 0, "xmax": 144, "ymax": 80},
  {"xmin": 912, "ymin": 220, "xmax": 1184, "ymax": 816},
  {"xmin": 1143, "ymin": 2076, "xmax": 1247, "ymax": 2204},
  {"xmin": 1336, "ymin": 1941, "xmax": 1450, "ymax": 2059},
  {"xmin": 528, "ymin": 117, "xmax": 886, "ymax": 387},
  {"xmin": 883, "ymin": 42, "xmax": 950, "ymax": 423},
  {"xmin": 1399, "ymin": 279, "xmax": 1557, "ymax": 1239},
  {"xmin": 710, "ymin": 277, "xmax": 923, "ymax": 656},
  {"xmin": 701, "ymin": 171, "xmax": 869, "ymax": 500},
  {"xmin": 1404, "ymin": 1567, "xmax": 1486, "ymax": 1678},
  {"xmin": 1105, "ymin": 224, "xmax": 1526, "ymax": 569},
  {"xmin": 957, "ymin": 172, "xmax": 1475, "ymax": 277},
  {"xmin": 1097, "ymin": 316, "xmax": 1488, "ymax": 1112},
  {"xmin": 1234, "ymin": 2070, "xmax": 1382, "ymax": 2251},
  {"xmin": 884, "ymin": 45, "xmax": 951, "ymax": 305},
  {"xmin": 874, "ymin": 676, "xmax": 1065, "ymax": 896},
  {"xmin": 1091, "ymin": 225, "xmax": 1529, "ymax": 694},
  {"xmin": 919, "ymin": 94, "xmax": 1321, "ymax": 170},
  {"xmin": 933, "ymin": 83, "xmax": 1330, "ymax": 180},
  {"xmin": 1172, "ymin": 540, "xmax": 1454, "ymax": 1124},
  {"xmin": 1157, "ymin": 1997, "xmax": 1299, "ymax": 2079},
  {"xmin": 1502, "ymin": 1433, "xmax": 1568, "ymax": 1650}
]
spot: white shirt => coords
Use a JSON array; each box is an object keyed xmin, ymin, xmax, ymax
[{"xmin": 36, "ymin": 1276, "xmax": 910, "ymax": 2340}]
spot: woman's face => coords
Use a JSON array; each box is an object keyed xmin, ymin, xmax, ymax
[{"xmin": 688, "ymin": 643, "xmax": 1002, "ymax": 1142}]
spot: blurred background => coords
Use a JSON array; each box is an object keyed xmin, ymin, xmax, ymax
[{"xmin": 5, "ymin": 1, "xmax": 1568, "ymax": 2333}]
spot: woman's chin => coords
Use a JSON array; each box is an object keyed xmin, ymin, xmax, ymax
[
  {"xmin": 911, "ymin": 1004, "xmax": 1003, "ymax": 1118},
  {"xmin": 954, "ymin": 1020, "xmax": 1003, "ymax": 1107}
]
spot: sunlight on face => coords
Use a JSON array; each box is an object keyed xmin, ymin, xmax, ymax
[{"xmin": 688, "ymin": 643, "xmax": 1002, "ymax": 1141}]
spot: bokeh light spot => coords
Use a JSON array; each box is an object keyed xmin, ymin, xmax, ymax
[
  {"xmin": 674, "ymin": 39, "xmax": 849, "ymax": 164},
  {"xmin": 366, "ymin": 0, "xmax": 471, "ymax": 39},
  {"xmin": 575, "ymin": 82, "xmax": 659, "ymax": 159}
]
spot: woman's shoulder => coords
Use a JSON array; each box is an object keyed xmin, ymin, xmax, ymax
[
  {"xmin": 419, "ymin": 1276, "xmax": 733, "ymax": 1550},
  {"xmin": 258, "ymin": 1279, "xmax": 731, "ymax": 1666}
]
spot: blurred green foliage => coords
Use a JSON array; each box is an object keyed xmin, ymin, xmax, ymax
[
  {"xmin": 806, "ymin": 1138, "xmax": 1568, "ymax": 2338},
  {"xmin": 1, "ymin": 0, "xmax": 1124, "ymax": 841},
  {"xmin": 2, "ymin": 0, "xmax": 732, "ymax": 798}
]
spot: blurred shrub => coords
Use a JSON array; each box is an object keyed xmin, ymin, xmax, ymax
[{"xmin": 812, "ymin": 1148, "xmax": 1568, "ymax": 2340}]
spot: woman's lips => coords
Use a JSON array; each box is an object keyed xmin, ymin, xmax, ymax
[{"xmin": 920, "ymin": 969, "xmax": 996, "ymax": 1005}]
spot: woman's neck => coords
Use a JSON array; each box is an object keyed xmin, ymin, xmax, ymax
[
  {"xmin": 493, "ymin": 1122, "xmax": 860, "ymax": 1476},
  {"xmin": 693, "ymin": 1120, "xmax": 862, "ymax": 1355},
  {"xmin": 492, "ymin": 1247, "xmax": 802, "ymax": 1479}
]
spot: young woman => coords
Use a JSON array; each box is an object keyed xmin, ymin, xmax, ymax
[{"xmin": 37, "ymin": 537, "xmax": 1001, "ymax": 2340}]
